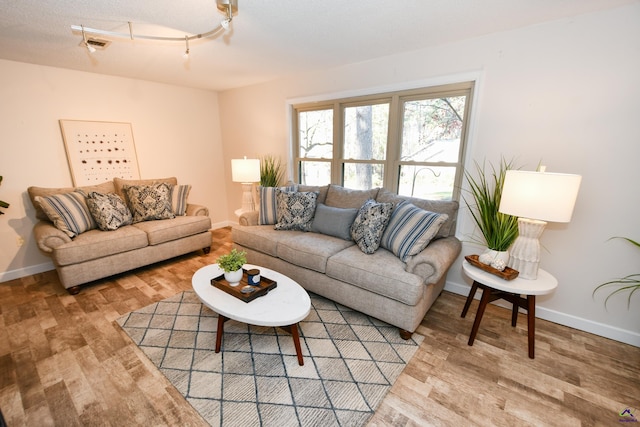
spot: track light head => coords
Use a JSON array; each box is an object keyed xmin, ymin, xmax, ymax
[{"xmin": 183, "ymin": 35, "xmax": 190, "ymax": 59}]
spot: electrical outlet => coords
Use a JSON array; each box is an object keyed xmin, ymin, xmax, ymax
[{"xmin": 16, "ymin": 236, "xmax": 25, "ymax": 247}]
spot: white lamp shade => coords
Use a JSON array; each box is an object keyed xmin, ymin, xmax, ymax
[
  {"xmin": 231, "ymin": 158, "xmax": 260, "ymax": 183},
  {"xmin": 499, "ymin": 170, "xmax": 582, "ymax": 223}
]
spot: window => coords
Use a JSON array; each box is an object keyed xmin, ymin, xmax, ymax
[{"xmin": 293, "ymin": 82, "xmax": 474, "ymax": 201}]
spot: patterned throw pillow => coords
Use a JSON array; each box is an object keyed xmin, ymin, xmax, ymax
[
  {"xmin": 35, "ymin": 191, "xmax": 97, "ymax": 238},
  {"xmin": 171, "ymin": 184, "xmax": 191, "ymax": 216},
  {"xmin": 86, "ymin": 192, "xmax": 133, "ymax": 231},
  {"xmin": 259, "ymin": 185, "xmax": 297, "ymax": 225},
  {"xmin": 124, "ymin": 183, "xmax": 175, "ymax": 223},
  {"xmin": 350, "ymin": 199, "xmax": 393, "ymax": 254},
  {"xmin": 380, "ymin": 201, "xmax": 448, "ymax": 261},
  {"xmin": 274, "ymin": 189, "xmax": 318, "ymax": 231}
]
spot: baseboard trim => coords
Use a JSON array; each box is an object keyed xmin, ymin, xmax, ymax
[
  {"xmin": 444, "ymin": 280, "xmax": 640, "ymax": 348},
  {"xmin": 0, "ymin": 261, "xmax": 55, "ymax": 283}
]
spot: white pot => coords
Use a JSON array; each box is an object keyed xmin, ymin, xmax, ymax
[
  {"xmin": 224, "ymin": 269, "xmax": 243, "ymax": 286},
  {"xmin": 479, "ymin": 249, "xmax": 509, "ymax": 267}
]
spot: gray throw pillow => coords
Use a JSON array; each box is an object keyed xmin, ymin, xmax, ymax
[
  {"xmin": 274, "ymin": 189, "xmax": 318, "ymax": 231},
  {"xmin": 310, "ymin": 203, "xmax": 358, "ymax": 240},
  {"xmin": 350, "ymin": 199, "xmax": 393, "ymax": 254}
]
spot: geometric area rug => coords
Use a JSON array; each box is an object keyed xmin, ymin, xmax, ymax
[{"xmin": 117, "ymin": 291, "xmax": 423, "ymax": 427}]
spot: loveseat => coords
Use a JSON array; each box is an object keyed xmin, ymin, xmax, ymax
[
  {"xmin": 28, "ymin": 177, "xmax": 212, "ymax": 295},
  {"xmin": 232, "ymin": 184, "xmax": 462, "ymax": 339}
]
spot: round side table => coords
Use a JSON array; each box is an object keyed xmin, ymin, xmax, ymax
[{"xmin": 461, "ymin": 260, "xmax": 557, "ymax": 358}]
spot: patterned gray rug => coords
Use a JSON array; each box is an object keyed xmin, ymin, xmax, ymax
[{"xmin": 117, "ymin": 291, "xmax": 422, "ymax": 427}]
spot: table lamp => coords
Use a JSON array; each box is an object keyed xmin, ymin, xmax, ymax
[
  {"xmin": 231, "ymin": 156, "xmax": 260, "ymax": 214},
  {"xmin": 498, "ymin": 167, "xmax": 581, "ymax": 279}
]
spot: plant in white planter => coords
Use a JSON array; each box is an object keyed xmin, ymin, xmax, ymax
[
  {"xmin": 216, "ymin": 248, "xmax": 247, "ymax": 285},
  {"xmin": 462, "ymin": 158, "xmax": 519, "ymax": 269},
  {"xmin": 593, "ymin": 237, "xmax": 639, "ymax": 309}
]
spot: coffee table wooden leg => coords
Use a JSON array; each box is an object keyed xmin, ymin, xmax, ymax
[
  {"xmin": 289, "ymin": 323, "xmax": 304, "ymax": 366},
  {"xmin": 527, "ymin": 295, "xmax": 536, "ymax": 359},
  {"xmin": 215, "ymin": 314, "xmax": 227, "ymax": 353},
  {"xmin": 468, "ymin": 285, "xmax": 492, "ymax": 346},
  {"xmin": 461, "ymin": 281, "xmax": 479, "ymax": 318}
]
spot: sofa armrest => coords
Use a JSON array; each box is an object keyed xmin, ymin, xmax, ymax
[
  {"xmin": 405, "ymin": 236, "xmax": 462, "ymax": 284},
  {"xmin": 239, "ymin": 211, "xmax": 259, "ymax": 226},
  {"xmin": 186, "ymin": 203, "xmax": 209, "ymax": 217},
  {"xmin": 33, "ymin": 221, "xmax": 71, "ymax": 253}
]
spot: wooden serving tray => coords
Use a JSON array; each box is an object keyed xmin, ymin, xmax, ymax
[
  {"xmin": 211, "ymin": 269, "xmax": 277, "ymax": 303},
  {"xmin": 465, "ymin": 255, "xmax": 519, "ymax": 281}
]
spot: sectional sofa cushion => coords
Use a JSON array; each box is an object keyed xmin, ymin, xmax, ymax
[
  {"xmin": 277, "ymin": 232, "xmax": 354, "ymax": 273},
  {"xmin": 28, "ymin": 181, "xmax": 115, "ymax": 221},
  {"xmin": 132, "ymin": 214, "xmax": 211, "ymax": 245},
  {"xmin": 53, "ymin": 226, "xmax": 149, "ymax": 266},
  {"xmin": 350, "ymin": 199, "xmax": 393, "ymax": 254},
  {"xmin": 380, "ymin": 201, "xmax": 448, "ymax": 262},
  {"xmin": 326, "ymin": 245, "xmax": 426, "ymax": 306},
  {"xmin": 35, "ymin": 191, "xmax": 97, "ymax": 238},
  {"xmin": 274, "ymin": 189, "xmax": 318, "ymax": 231},
  {"xmin": 86, "ymin": 192, "xmax": 133, "ymax": 231},
  {"xmin": 325, "ymin": 184, "xmax": 380, "ymax": 209},
  {"xmin": 310, "ymin": 203, "xmax": 359, "ymax": 240}
]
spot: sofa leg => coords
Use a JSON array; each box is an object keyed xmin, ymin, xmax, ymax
[
  {"xmin": 203, "ymin": 247, "xmax": 211, "ymax": 254},
  {"xmin": 399, "ymin": 329, "xmax": 413, "ymax": 340},
  {"xmin": 67, "ymin": 286, "xmax": 81, "ymax": 295}
]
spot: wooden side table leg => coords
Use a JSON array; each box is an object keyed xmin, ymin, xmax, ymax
[
  {"xmin": 511, "ymin": 300, "xmax": 519, "ymax": 327},
  {"xmin": 527, "ymin": 295, "xmax": 536, "ymax": 359},
  {"xmin": 468, "ymin": 285, "xmax": 492, "ymax": 346},
  {"xmin": 215, "ymin": 314, "xmax": 227, "ymax": 353},
  {"xmin": 461, "ymin": 281, "xmax": 479, "ymax": 318}
]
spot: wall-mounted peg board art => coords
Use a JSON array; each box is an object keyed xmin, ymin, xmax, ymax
[{"xmin": 59, "ymin": 120, "xmax": 141, "ymax": 186}]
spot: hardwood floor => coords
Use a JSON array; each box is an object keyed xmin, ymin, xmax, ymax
[{"xmin": 1, "ymin": 227, "xmax": 638, "ymax": 426}]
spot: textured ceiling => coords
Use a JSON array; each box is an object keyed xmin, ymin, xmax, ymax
[{"xmin": 0, "ymin": 0, "xmax": 635, "ymax": 91}]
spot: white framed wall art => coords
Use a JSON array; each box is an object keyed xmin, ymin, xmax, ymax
[{"xmin": 59, "ymin": 119, "xmax": 141, "ymax": 186}]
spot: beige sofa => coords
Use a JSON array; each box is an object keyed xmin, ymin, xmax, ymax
[
  {"xmin": 28, "ymin": 177, "xmax": 212, "ymax": 294},
  {"xmin": 232, "ymin": 184, "xmax": 461, "ymax": 339}
]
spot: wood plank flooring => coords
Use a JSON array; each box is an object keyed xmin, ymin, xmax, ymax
[{"xmin": 1, "ymin": 227, "xmax": 639, "ymax": 426}]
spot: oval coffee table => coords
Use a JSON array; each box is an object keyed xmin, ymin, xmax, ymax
[{"xmin": 192, "ymin": 263, "xmax": 311, "ymax": 365}]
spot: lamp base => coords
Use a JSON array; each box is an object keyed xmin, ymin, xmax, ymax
[
  {"xmin": 239, "ymin": 182, "xmax": 256, "ymax": 213},
  {"xmin": 508, "ymin": 218, "xmax": 547, "ymax": 280}
]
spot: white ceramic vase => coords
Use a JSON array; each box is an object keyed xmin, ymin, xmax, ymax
[{"xmin": 224, "ymin": 269, "xmax": 243, "ymax": 286}]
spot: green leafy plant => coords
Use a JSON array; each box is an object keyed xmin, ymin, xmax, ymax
[
  {"xmin": 0, "ymin": 176, "xmax": 9, "ymax": 215},
  {"xmin": 260, "ymin": 155, "xmax": 285, "ymax": 187},
  {"xmin": 216, "ymin": 248, "xmax": 247, "ymax": 273},
  {"xmin": 593, "ymin": 237, "xmax": 640, "ymax": 309},
  {"xmin": 462, "ymin": 158, "xmax": 519, "ymax": 251}
]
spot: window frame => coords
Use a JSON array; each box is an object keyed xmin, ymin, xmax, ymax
[{"xmin": 292, "ymin": 81, "xmax": 474, "ymax": 201}]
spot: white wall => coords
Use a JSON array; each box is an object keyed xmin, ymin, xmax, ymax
[
  {"xmin": 218, "ymin": 4, "xmax": 640, "ymax": 345},
  {"xmin": 0, "ymin": 60, "xmax": 228, "ymax": 280}
]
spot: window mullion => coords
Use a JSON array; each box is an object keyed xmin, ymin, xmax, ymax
[{"xmin": 386, "ymin": 94, "xmax": 401, "ymax": 193}]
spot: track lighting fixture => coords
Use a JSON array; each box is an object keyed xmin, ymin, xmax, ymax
[
  {"xmin": 81, "ymin": 25, "xmax": 96, "ymax": 53},
  {"xmin": 183, "ymin": 35, "xmax": 190, "ymax": 59},
  {"xmin": 72, "ymin": 0, "xmax": 237, "ymax": 56}
]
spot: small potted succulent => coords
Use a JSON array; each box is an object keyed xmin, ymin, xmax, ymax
[{"xmin": 216, "ymin": 248, "xmax": 247, "ymax": 285}]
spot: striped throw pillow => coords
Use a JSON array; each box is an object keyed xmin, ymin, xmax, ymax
[
  {"xmin": 35, "ymin": 191, "xmax": 97, "ymax": 238},
  {"xmin": 171, "ymin": 184, "xmax": 191, "ymax": 216},
  {"xmin": 258, "ymin": 185, "xmax": 297, "ymax": 225},
  {"xmin": 380, "ymin": 201, "xmax": 448, "ymax": 262}
]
